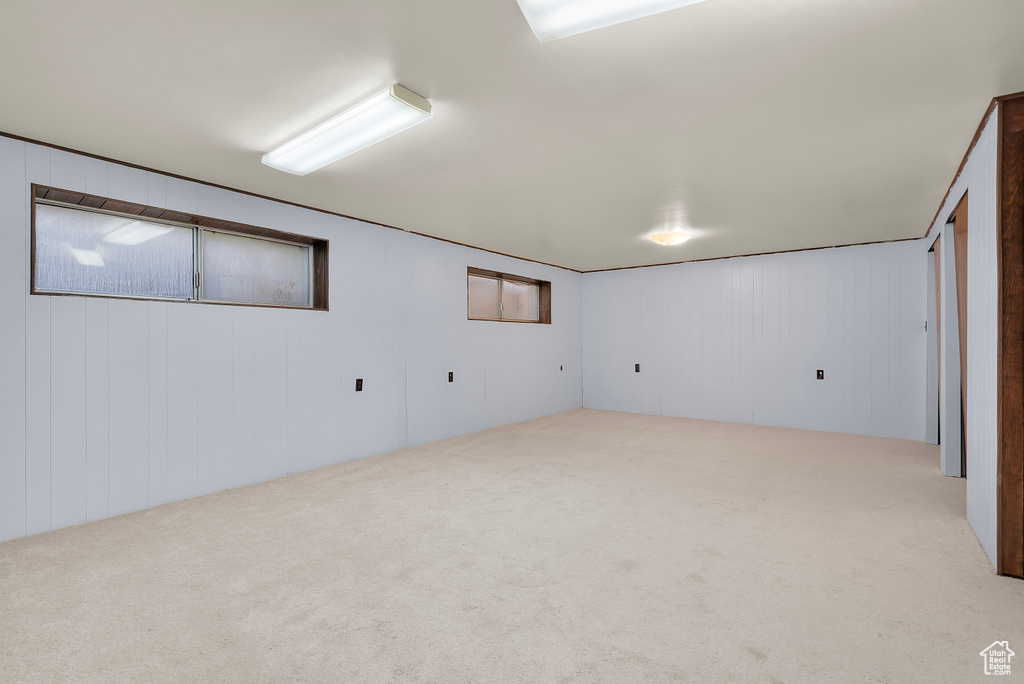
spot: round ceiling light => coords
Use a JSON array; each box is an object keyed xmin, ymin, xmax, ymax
[{"xmin": 648, "ymin": 232, "xmax": 692, "ymax": 246}]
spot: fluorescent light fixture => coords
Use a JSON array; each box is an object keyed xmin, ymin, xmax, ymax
[
  {"xmin": 262, "ymin": 84, "xmax": 432, "ymax": 175},
  {"xmin": 517, "ymin": 0, "xmax": 711, "ymax": 42},
  {"xmin": 103, "ymin": 221, "xmax": 172, "ymax": 245},
  {"xmin": 70, "ymin": 248, "xmax": 105, "ymax": 267},
  {"xmin": 648, "ymin": 232, "xmax": 692, "ymax": 246}
]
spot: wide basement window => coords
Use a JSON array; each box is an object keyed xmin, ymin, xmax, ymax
[
  {"xmin": 32, "ymin": 186, "xmax": 328, "ymax": 310},
  {"xmin": 467, "ymin": 267, "xmax": 550, "ymax": 324}
]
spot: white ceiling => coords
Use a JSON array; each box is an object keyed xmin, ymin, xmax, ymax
[{"xmin": 3, "ymin": 0, "xmax": 1023, "ymax": 271}]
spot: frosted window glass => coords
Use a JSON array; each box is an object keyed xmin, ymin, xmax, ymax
[
  {"xmin": 501, "ymin": 280, "xmax": 540, "ymax": 321},
  {"xmin": 34, "ymin": 204, "xmax": 194, "ymax": 299},
  {"xmin": 468, "ymin": 275, "xmax": 500, "ymax": 319},
  {"xmin": 202, "ymin": 231, "xmax": 310, "ymax": 307}
]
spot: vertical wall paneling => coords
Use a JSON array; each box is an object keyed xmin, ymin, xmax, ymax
[
  {"xmin": 785, "ymin": 253, "xmax": 808, "ymax": 429},
  {"xmin": 84, "ymin": 158, "xmax": 108, "ymax": 197},
  {"xmin": 841, "ymin": 249, "xmax": 858, "ymax": 435},
  {"xmin": 49, "ymin": 297, "xmax": 88, "ymax": 530},
  {"xmin": 582, "ymin": 241, "xmax": 927, "ymax": 440},
  {"xmin": 761, "ymin": 257, "xmax": 782, "ymax": 427},
  {"xmin": 251, "ymin": 311, "xmax": 272, "ymax": 485},
  {"xmin": 751, "ymin": 259, "xmax": 765, "ymax": 425},
  {"xmin": 166, "ymin": 304, "xmax": 199, "ymax": 502},
  {"xmin": 851, "ymin": 247, "xmax": 874, "ymax": 435},
  {"xmin": 197, "ymin": 305, "xmax": 234, "ymax": 496},
  {"xmin": 264, "ymin": 309, "xmax": 290, "ymax": 481},
  {"xmin": 738, "ymin": 259, "xmax": 755, "ymax": 425},
  {"xmin": 901, "ymin": 241, "xmax": 927, "ymax": 444},
  {"xmin": 232, "ymin": 307, "xmax": 258, "ymax": 486},
  {"xmin": 49, "ymin": 150, "xmax": 87, "ymax": 193},
  {"xmin": 284, "ymin": 317, "xmax": 308, "ymax": 472},
  {"xmin": 304, "ymin": 313, "xmax": 327, "ymax": 470},
  {"xmin": 885, "ymin": 245, "xmax": 904, "ymax": 439},
  {"xmin": 24, "ymin": 292, "xmax": 50, "ymax": 536},
  {"xmin": 107, "ymin": 300, "xmax": 150, "ymax": 516},
  {"xmin": 825, "ymin": 248, "xmax": 847, "ymax": 433},
  {"xmin": 148, "ymin": 303, "xmax": 169, "ymax": 507},
  {"xmin": 680, "ymin": 267, "xmax": 700, "ymax": 419},
  {"xmin": 108, "ymin": 164, "xmax": 148, "ymax": 204},
  {"xmin": 721, "ymin": 265, "xmax": 736, "ymax": 423},
  {"xmin": 0, "ymin": 137, "xmax": 27, "ymax": 540},
  {"xmin": 805, "ymin": 251, "xmax": 829, "ymax": 430},
  {"xmin": 655, "ymin": 267, "xmax": 682, "ymax": 419},
  {"xmin": 24, "ymin": 144, "xmax": 51, "ymax": 536},
  {"xmin": 639, "ymin": 272, "xmax": 660, "ymax": 416},
  {"xmin": 165, "ymin": 176, "xmax": 199, "ymax": 216},
  {"xmin": 85, "ymin": 297, "xmax": 109, "ymax": 521},
  {"xmin": 383, "ymin": 240, "xmax": 410, "ymax": 453},
  {"xmin": 700, "ymin": 262, "xmax": 723, "ymax": 421},
  {"xmin": 774, "ymin": 255, "xmax": 790, "ymax": 426},
  {"xmin": 869, "ymin": 245, "xmax": 891, "ymax": 436},
  {"xmin": 147, "ymin": 173, "xmax": 167, "ymax": 213}
]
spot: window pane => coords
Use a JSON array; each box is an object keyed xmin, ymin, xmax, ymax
[
  {"xmin": 34, "ymin": 203, "xmax": 194, "ymax": 299},
  {"xmin": 468, "ymin": 275, "xmax": 500, "ymax": 319},
  {"xmin": 202, "ymin": 231, "xmax": 310, "ymax": 307},
  {"xmin": 501, "ymin": 280, "xmax": 540, "ymax": 321}
]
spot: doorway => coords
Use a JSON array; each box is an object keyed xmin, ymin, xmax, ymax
[{"xmin": 951, "ymin": 193, "xmax": 968, "ymax": 478}]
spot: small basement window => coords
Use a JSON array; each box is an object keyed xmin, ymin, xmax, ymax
[
  {"xmin": 31, "ymin": 185, "xmax": 328, "ymax": 310},
  {"xmin": 467, "ymin": 267, "xmax": 550, "ymax": 324}
]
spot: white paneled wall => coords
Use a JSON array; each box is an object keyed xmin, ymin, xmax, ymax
[
  {"xmin": 0, "ymin": 138, "xmax": 584, "ymax": 543},
  {"xmin": 582, "ymin": 240, "xmax": 928, "ymax": 441},
  {"xmin": 927, "ymin": 110, "xmax": 1000, "ymax": 566}
]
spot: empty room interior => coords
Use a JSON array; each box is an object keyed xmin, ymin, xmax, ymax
[{"xmin": 3, "ymin": 1, "xmax": 1024, "ymax": 681}]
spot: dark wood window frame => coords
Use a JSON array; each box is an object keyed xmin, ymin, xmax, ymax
[
  {"xmin": 998, "ymin": 98, "xmax": 1024, "ymax": 578},
  {"xmin": 31, "ymin": 184, "xmax": 329, "ymax": 311},
  {"xmin": 467, "ymin": 266, "xmax": 551, "ymax": 324}
]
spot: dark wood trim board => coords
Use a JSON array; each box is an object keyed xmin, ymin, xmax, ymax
[{"xmin": 997, "ymin": 98, "xmax": 1024, "ymax": 578}]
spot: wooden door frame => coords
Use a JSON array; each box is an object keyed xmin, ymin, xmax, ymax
[{"xmin": 997, "ymin": 96, "xmax": 1024, "ymax": 578}]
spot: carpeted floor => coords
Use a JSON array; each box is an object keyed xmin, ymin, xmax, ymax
[{"xmin": 1, "ymin": 408, "xmax": 1022, "ymax": 683}]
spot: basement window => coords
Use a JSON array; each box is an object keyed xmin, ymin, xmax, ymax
[
  {"xmin": 31, "ymin": 185, "xmax": 328, "ymax": 310},
  {"xmin": 467, "ymin": 267, "xmax": 551, "ymax": 323}
]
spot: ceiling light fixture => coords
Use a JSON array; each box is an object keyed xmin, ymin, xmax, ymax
[
  {"xmin": 648, "ymin": 232, "xmax": 692, "ymax": 246},
  {"xmin": 261, "ymin": 84, "xmax": 432, "ymax": 176},
  {"xmin": 516, "ymin": 0, "xmax": 711, "ymax": 42},
  {"xmin": 103, "ymin": 221, "xmax": 172, "ymax": 245}
]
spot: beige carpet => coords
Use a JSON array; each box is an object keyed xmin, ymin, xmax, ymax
[{"xmin": 2, "ymin": 408, "xmax": 1022, "ymax": 683}]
